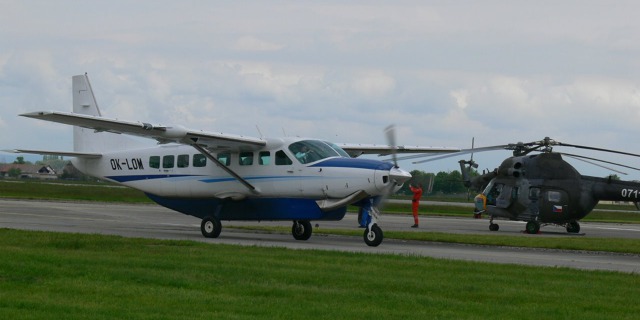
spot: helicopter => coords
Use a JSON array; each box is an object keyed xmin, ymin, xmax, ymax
[{"xmin": 412, "ymin": 137, "xmax": 640, "ymax": 234}]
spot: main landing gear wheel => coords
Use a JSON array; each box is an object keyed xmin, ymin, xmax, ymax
[
  {"xmin": 292, "ymin": 220, "xmax": 312, "ymax": 241},
  {"xmin": 566, "ymin": 221, "xmax": 580, "ymax": 233},
  {"xmin": 364, "ymin": 224, "xmax": 383, "ymax": 247},
  {"xmin": 526, "ymin": 221, "xmax": 540, "ymax": 234},
  {"xmin": 201, "ymin": 216, "xmax": 222, "ymax": 238},
  {"xmin": 489, "ymin": 223, "xmax": 499, "ymax": 231}
]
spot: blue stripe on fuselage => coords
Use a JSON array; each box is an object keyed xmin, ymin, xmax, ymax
[{"xmin": 310, "ymin": 157, "xmax": 392, "ymax": 170}]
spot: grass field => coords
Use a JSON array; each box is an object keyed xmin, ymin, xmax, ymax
[{"xmin": 1, "ymin": 229, "xmax": 639, "ymax": 320}]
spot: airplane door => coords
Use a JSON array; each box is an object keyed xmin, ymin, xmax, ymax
[{"xmin": 274, "ymin": 150, "xmax": 302, "ymax": 195}]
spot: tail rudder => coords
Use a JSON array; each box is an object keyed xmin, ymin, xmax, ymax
[
  {"xmin": 71, "ymin": 74, "xmax": 144, "ymax": 153},
  {"xmin": 73, "ymin": 73, "xmax": 101, "ymax": 116}
]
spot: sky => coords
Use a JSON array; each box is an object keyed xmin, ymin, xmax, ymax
[{"xmin": 2, "ymin": 0, "xmax": 640, "ymax": 180}]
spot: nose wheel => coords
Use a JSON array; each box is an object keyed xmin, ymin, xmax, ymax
[{"xmin": 364, "ymin": 224, "xmax": 383, "ymax": 247}]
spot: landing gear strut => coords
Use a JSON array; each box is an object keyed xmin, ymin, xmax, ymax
[
  {"xmin": 489, "ymin": 216, "xmax": 499, "ymax": 231},
  {"xmin": 363, "ymin": 205, "xmax": 384, "ymax": 247},
  {"xmin": 292, "ymin": 220, "xmax": 312, "ymax": 240}
]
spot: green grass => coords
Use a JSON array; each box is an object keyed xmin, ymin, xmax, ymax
[
  {"xmin": 0, "ymin": 179, "xmax": 152, "ymax": 203},
  {"xmin": 233, "ymin": 226, "xmax": 640, "ymax": 254},
  {"xmin": 0, "ymin": 229, "xmax": 638, "ymax": 320}
]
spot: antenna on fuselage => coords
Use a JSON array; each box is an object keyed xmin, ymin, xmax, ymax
[
  {"xmin": 255, "ymin": 125, "xmax": 263, "ymax": 139},
  {"xmin": 282, "ymin": 128, "xmax": 287, "ymax": 137}
]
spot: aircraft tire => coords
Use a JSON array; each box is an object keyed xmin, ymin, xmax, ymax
[
  {"xmin": 525, "ymin": 221, "xmax": 540, "ymax": 234},
  {"xmin": 566, "ymin": 221, "xmax": 580, "ymax": 233},
  {"xmin": 364, "ymin": 224, "xmax": 383, "ymax": 247},
  {"xmin": 489, "ymin": 223, "xmax": 499, "ymax": 231},
  {"xmin": 292, "ymin": 220, "xmax": 312, "ymax": 241},
  {"xmin": 201, "ymin": 216, "xmax": 222, "ymax": 238}
]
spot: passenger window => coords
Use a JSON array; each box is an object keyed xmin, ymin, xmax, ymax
[
  {"xmin": 177, "ymin": 154, "xmax": 189, "ymax": 168},
  {"xmin": 548, "ymin": 191, "xmax": 561, "ymax": 202},
  {"xmin": 193, "ymin": 154, "xmax": 206, "ymax": 167},
  {"xmin": 217, "ymin": 153, "xmax": 231, "ymax": 166},
  {"xmin": 239, "ymin": 152, "xmax": 254, "ymax": 166},
  {"xmin": 259, "ymin": 151, "xmax": 270, "ymax": 165},
  {"xmin": 275, "ymin": 150, "xmax": 292, "ymax": 165},
  {"xmin": 163, "ymin": 155, "xmax": 175, "ymax": 168},
  {"xmin": 149, "ymin": 156, "xmax": 160, "ymax": 169}
]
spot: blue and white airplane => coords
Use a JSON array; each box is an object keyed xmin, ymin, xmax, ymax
[{"xmin": 15, "ymin": 74, "xmax": 459, "ymax": 246}]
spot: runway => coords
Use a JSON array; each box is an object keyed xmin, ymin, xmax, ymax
[{"xmin": 1, "ymin": 199, "xmax": 639, "ymax": 273}]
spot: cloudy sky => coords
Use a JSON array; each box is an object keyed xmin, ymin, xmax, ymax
[{"xmin": 2, "ymin": 1, "xmax": 640, "ymax": 179}]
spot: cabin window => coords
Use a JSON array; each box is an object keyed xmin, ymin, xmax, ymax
[
  {"xmin": 529, "ymin": 187, "xmax": 540, "ymax": 200},
  {"xmin": 163, "ymin": 155, "xmax": 175, "ymax": 168},
  {"xmin": 239, "ymin": 152, "xmax": 254, "ymax": 166},
  {"xmin": 259, "ymin": 151, "xmax": 270, "ymax": 165},
  {"xmin": 149, "ymin": 156, "xmax": 160, "ymax": 169},
  {"xmin": 177, "ymin": 154, "xmax": 189, "ymax": 168},
  {"xmin": 217, "ymin": 153, "xmax": 231, "ymax": 166},
  {"xmin": 275, "ymin": 150, "xmax": 292, "ymax": 165},
  {"xmin": 548, "ymin": 191, "xmax": 561, "ymax": 202},
  {"xmin": 193, "ymin": 154, "xmax": 206, "ymax": 167}
]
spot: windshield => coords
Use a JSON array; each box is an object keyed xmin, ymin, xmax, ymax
[{"xmin": 288, "ymin": 140, "xmax": 347, "ymax": 164}]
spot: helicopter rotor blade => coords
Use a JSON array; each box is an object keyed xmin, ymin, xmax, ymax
[
  {"xmin": 555, "ymin": 142, "xmax": 640, "ymax": 158},
  {"xmin": 411, "ymin": 145, "xmax": 510, "ymax": 164},
  {"xmin": 561, "ymin": 152, "xmax": 640, "ymax": 173}
]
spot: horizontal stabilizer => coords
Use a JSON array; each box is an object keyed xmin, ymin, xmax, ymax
[{"xmin": 6, "ymin": 149, "xmax": 102, "ymax": 159}]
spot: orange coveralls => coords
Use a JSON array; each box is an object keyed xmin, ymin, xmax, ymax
[{"xmin": 410, "ymin": 185, "xmax": 423, "ymax": 225}]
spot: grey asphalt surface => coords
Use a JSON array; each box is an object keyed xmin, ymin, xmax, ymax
[{"xmin": 1, "ymin": 199, "xmax": 639, "ymax": 273}]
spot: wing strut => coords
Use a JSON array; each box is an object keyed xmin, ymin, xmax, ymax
[{"xmin": 190, "ymin": 144, "xmax": 260, "ymax": 195}]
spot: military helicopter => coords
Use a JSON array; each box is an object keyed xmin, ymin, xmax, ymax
[{"xmin": 413, "ymin": 137, "xmax": 640, "ymax": 234}]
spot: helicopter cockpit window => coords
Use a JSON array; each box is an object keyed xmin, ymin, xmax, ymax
[
  {"xmin": 288, "ymin": 140, "xmax": 345, "ymax": 164},
  {"xmin": 483, "ymin": 181, "xmax": 503, "ymax": 206},
  {"xmin": 548, "ymin": 191, "xmax": 561, "ymax": 202}
]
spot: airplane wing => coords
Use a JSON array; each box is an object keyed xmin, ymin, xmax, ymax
[
  {"xmin": 20, "ymin": 111, "xmax": 267, "ymax": 151},
  {"xmin": 5, "ymin": 149, "xmax": 102, "ymax": 159},
  {"xmin": 338, "ymin": 143, "xmax": 460, "ymax": 158}
]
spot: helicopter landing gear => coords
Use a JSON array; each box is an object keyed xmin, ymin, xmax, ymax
[
  {"xmin": 566, "ymin": 221, "xmax": 580, "ymax": 233},
  {"xmin": 292, "ymin": 220, "xmax": 313, "ymax": 240},
  {"xmin": 525, "ymin": 221, "xmax": 540, "ymax": 234},
  {"xmin": 488, "ymin": 216, "xmax": 499, "ymax": 231}
]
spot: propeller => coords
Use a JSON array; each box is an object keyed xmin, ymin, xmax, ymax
[{"xmin": 384, "ymin": 124, "xmax": 399, "ymax": 168}]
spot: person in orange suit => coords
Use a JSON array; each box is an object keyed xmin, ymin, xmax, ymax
[{"xmin": 409, "ymin": 183, "xmax": 423, "ymax": 228}]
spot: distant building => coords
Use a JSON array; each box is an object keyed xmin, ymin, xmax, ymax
[{"xmin": 0, "ymin": 164, "xmax": 57, "ymax": 179}]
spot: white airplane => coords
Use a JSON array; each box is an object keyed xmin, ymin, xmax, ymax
[{"xmin": 14, "ymin": 74, "xmax": 459, "ymax": 246}]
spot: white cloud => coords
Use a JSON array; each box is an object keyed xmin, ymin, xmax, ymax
[{"xmin": 4, "ymin": 1, "xmax": 640, "ymax": 178}]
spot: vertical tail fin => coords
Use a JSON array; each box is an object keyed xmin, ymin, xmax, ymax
[{"xmin": 71, "ymin": 74, "xmax": 144, "ymax": 152}]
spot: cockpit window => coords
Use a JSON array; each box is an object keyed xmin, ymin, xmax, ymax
[{"xmin": 288, "ymin": 140, "xmax": 348, "ymax": 164}]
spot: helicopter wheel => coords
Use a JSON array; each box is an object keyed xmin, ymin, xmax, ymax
[
  {"xmin": 525, "ymin": 221, "xmax": 540, "ymax": 234},
  {"xmin": 489, "ymin": 223, "xmax": 499, "ymax": 231},
  {"xmin": 566, "ymin": 221, "xmax": 580, "ymax": 233}
]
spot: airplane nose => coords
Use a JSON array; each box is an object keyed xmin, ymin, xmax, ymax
[
  {"xmin": 390, "ymin": 167, "xmax": 412, "ymax": 185},
  {"xmin": 375, "ymin": 166, "xmax": 412, "ymax": 191}
]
